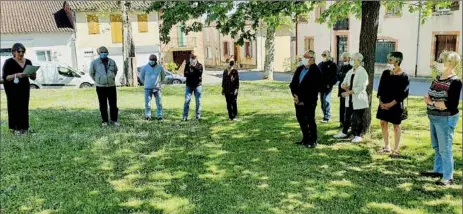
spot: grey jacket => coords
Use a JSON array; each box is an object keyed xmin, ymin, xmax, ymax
[
  {"xmin": 140, "ymin": 63, "xmax": 167, "ymax": 90},
  {"xmin": 89, "ymin": 58, "xmax": 118, "ymax": 87}
]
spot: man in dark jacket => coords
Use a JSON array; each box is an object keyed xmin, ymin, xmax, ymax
[
  {"xmin": 183, "ymin": 54, "xmax": 203, "ymax": 121},
  {"xmin": 318, "ymin": 50, "xmax": 338, "ymax": 123},
  {"xmin": 337, "ymin": 52, "xmax": 353, "ymax": 128},
  {"xmin": 290, "ymin": 50, "xmax": 322, "ymax": 148}
]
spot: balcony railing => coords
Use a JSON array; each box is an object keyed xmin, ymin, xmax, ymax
[
  {"xmin": 333, "ymin": 19, "xmax": 349, "ymax": 31},
  {"xmin": 162, "ymin": 37, "xmax": 198, "ymax": 51}
]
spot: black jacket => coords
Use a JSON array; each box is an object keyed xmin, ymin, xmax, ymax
[
  {"xmin": 318, "ymin": 60, "xmax": 338, "ymax": 92},
  {"xmin": 184, "ymin": 62, "xmax": 203, "ymax": 88},
  {"xmin": 289, "ymin": 64, "xmax": 322, "ymax": 105},
  {"xmin": 337, "ymin": 63, "xmax": 353, "ymax": 97}
]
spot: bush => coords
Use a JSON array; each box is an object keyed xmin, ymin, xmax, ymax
[
  {"xmin": 165, "ymin": 62, "xmax": 178, "ymax": 73},
  {"xmin": 283, "ymin": 57, "xmax": 300, "ymax": 72}
]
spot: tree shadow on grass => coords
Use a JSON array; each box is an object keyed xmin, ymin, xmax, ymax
[{"xmin": 1, "ymin": 108, "xmax": 461, "ymax": 213}]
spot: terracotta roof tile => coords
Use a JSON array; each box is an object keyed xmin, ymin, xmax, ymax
[
  {"xmin": 0, "ymin": 1, "xmax": 73, "ymax": 34},
  {"xmin": 68, "ymin": 1, "xmax": 152, "ymax": 11}
]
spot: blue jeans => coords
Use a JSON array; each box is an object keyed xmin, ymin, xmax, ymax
[
  {"xmin": 144, "ymin": 89, "xmax": 163, "ymax": 118},
  {"xmin": 183, "ymin": 86, "xmax": 202, "ymax": 119},
  {"xmin": 320, "ymin": 89, "xmax": 332, "ymax": 120},
  {"xmin": 428, "ymin": 114, "xmax": 459, "ymax": 180}
]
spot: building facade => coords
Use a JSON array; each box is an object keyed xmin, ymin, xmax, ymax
[{"xmin": 297, "ymin": 1, "xmax": 462, "ymax": 76}]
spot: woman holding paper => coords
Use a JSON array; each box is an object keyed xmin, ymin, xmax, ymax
[{"xmin": 2, "ymin": 43, "xmax": 36, "ymax": 135}]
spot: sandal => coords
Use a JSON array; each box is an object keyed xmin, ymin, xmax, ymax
[
  {"xmin": 390, "ymin": 151, "xmax": 401, "ymax": 158},
  {"xmin": 378, "ymin": 147, "xmax": 392, "ymax": 154}
]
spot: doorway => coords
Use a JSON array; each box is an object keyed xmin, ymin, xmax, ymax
[
  {"xmin": 336, "ymin": 35, "xmax": 348, "ymax": 65},
  {"xmin": 173, "ymin": 50, "xmax": 192, "ymax": 69}
]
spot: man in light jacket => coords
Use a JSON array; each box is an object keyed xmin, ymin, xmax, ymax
[
  {"xmin": 89, "ymin": 46, "xmax": 120, "ymax": 127},
  {"xmin": 139, "ymin": 54, "xmax": 168, "ymax": 121}
]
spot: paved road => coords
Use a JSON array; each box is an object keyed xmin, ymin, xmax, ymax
[{"xmin": 209, "ymin": 70, "xmax": 434, "ymax": 97}]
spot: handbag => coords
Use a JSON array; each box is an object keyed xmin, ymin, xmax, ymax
[{"xmin": 401, "ymin": 97, "xmax": 408, "ymax": 120}]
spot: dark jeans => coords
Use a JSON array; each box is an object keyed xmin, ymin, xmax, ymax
[
  {"xmin": 339, "ymin": 96, "xmax": 346, "ymax": 126},
  {"xmin": 96, "ymin": 86, "xmax": 118, "ymax": 123},
  {"xmin": 225, "ymin": 94, "xmax": 238, "ymax": 119},
  {"xmin": 295, "ymin": 103, "xmax": 317, "ymax": 143},
  {"xmin": 5, "ymin": 85, "xmax": 30, "ymax": 131},
  {"xmin": 343, "ymin": 104, "xmax": 366, "ymax": 137},
  {"xmin": 319, "ymin": 88, "xmax": 332, "ymax": 120}
]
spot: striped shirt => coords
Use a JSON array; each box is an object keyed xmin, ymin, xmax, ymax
[{"xmin": 427, "ymin": 75, "xmax": 462, "ymax": 116}]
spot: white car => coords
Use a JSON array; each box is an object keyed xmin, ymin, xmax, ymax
[{"xmin": 32, "ymin": 63, "xmax": 95, "ymax": 89}]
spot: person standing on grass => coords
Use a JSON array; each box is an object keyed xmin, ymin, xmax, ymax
[
  {"xmin": 140, "ymin": 54, "xmax": 167, "ymax": 121},
  {"xmin": 376, "ymin": 52, "xmax": 410, "ymax": 158},
  {"xmin": 420, "ymin": 51, "xmax": 462, "ymax": 186},
  {"xmin": 2, "ymin": 43, "xmax": 37, "ymax": 135},
  {"xmin": 334, "ymin": 52, "xmax": 369, "ymax": 143},
  {"xmin": 222, "ymin": 60, "xmax": 240, "ymax": 121},
  {"xmin": 290, "ymin": 50, "xmax": 322, "ymax": 148},
  {"xmin": 318, "ymin": 50, "xmax": 338, "ymax": 123},
  {"xmin": 183, "ymin": 54, "xmax": 203, "ymax": 121},
  {"xmin": 89, "ymin": 46, "xmax": 120, "ymax": 127},
  {"xmin": 337, "ymin": 52, "xmax": 353, "ymax": 128}
]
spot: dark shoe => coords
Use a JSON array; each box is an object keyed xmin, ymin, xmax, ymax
[
  {"xmin": 435, "ymin": 179, "xmax": 453, "ymax": 186},
  {"xmin": 145, "ymin": 116, "xmax": 152, "ymax": 121},
  {"xmin": 157, "ymin": 117, "xmax": 163, "ymax": 121},
  {"xmin": 420, "ymin": 171, "xmax": 443, "ymax": 178},
  {"xmin": 196, "ymin": 117, "xmax": 202, "ymax": 121}
]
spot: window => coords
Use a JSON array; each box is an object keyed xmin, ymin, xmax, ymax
[
  {"xmin": 434, "ymin": 35, "xmax": 457, "ymax": 61},
  {"xmin": 304, "ymin": 37, "xmax": 314, "ymax": 52},
  {"xmin": 375, "ymin": 40, "xmax": 396, "ymax": 63},
  {"xmin": 385, "ymin": 5, "xmax": 401, "ymax": 16},
  {"xmin": 223, "ymin": 41, "xmax": 229, "ymax": 56},
  {"xmin": 434, "ymin": 1, "xmax": 460, "ymax": 12},
  {"xmin": 333, "ymin": 18, "xmax": 349, "ymax": 30},
  {"xmin": 58, "ymin": 67, "xmax": 76, "ymax": 77},
  {"xmin": 110, "ymin": 15, "xmax": 123, "ymax": 43},
  {"xmin": 87, "ymin": 15, "xmax": 99, "ymax": 35},
  {"xmin": 178, "ymin": 26, "xmax": 186, "ymax": 47},
  {"xmin": 206, "ymin": 47, "xmax": 212, "ymax": 59},
  {"xmin": 36, "ymin": 50, "xmax": 52, "ymax": 62},
  {"xmin": 245, "ymin": 42, "xmax": 252, "ymax": 57},
  {"xmin": 137, "ymin": 14, "xmax": 148, "ymax": 33},
  {"xmin": 0, "ymin": 48, "xmax": 12, "ymax": 57},
  {"xmin": 315, "ymin": 5, "xmax": 326, "ymax": 20}
]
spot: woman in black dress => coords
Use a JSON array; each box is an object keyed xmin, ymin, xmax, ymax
[
  {"xmin": 2, "ymin": 43, "xmax": 36, "ymax": 135},
  {"xmin": 376, "ymin": 52, "xmax": 410, "ymax": 157},
  {"xmin": 222, "ymin": 60, "xmax": 239, "ymax": 120}
]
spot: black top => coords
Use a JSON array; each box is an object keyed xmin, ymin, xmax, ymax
[
  {"xmin": 377, "ymin": 70, "xmax": 410, "ymax": 107},
  {"xmin": 427, "ymin": 75, "xmax": 462, "ymax": 116},
  {"xmin": 318, "ymin": 60, "xmax": 338, "ymax": 91},
  {"xmin": 337, "ymin": 63, "xmax": 353, "ymax": 96},
  {"xmin": 349, "ymin": 74, "xmax": 355, "ymax": 106},
  {"xmin": 222, "ymin": 68, "xmax": 239, "ymax": 95},
  {"xmin": 289, "ymin": 64, "xmax": 322, "ymax": 105},
  {"xmin": 184, "ymin": 62, "xmax": 203, "ymax": 88},
  {"xmin": 2, "ymin": 58, "xmax": 32, "ymax": 88}
]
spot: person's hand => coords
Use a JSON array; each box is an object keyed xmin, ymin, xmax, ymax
[
  {"xmin": 341, "ymin": 91, "xmax": 349, "ymax": 97},
  {"xmin": 293, "ymin": 95, "xmax": 299, "ymax": 104},
  {"xmin": 28, "ymin": 73, "xmax": 37, "ymax": 78},
  {"xmin": 435, "ymin": 101, "xmax": 447, "ymax": 110},
  {"xmin": 381, "ymin": 102, "xmax": 392, "ymax": 110},
  {"xmin": 234, "ymin": 89, "xmax": 238, "ymax": 95},
  {"xmin": 16, "ymin": 73, "xmax": 25, "ymax": 78},
  {"xmin": 341, "ymin": 84, "xmax": 348, "ymax": 90},
  {"xmin": 424, "ymin": 94, "xmax": 431, "ymax": 105}
]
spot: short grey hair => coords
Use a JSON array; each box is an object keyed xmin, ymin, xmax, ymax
[
  {"xmin": 97, "ymin": 46, "xmax": 108, "ymax": 54},
  {"xmin": 341, "ymin": 52, "xmax": 351, "ymax": 58},
  {"xmin": 322, "ymin": 50, "xmax": 331, "ymax": 57},
  {"xmin": 351, "ymin": 52, "xmax": 364, "ymax": 62}
]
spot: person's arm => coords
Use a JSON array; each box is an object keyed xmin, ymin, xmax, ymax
[
  {"xmin": 140, "ymin": 66, "xmax": 146, "ymax": 84},
  {"xmin": 442, "ymin": 79, "xmax": 462, "ymax": 110},
  {"xmin": 222, "ymin": 70, "xmax": 226, "ymax": 94},
  {"xmin": 235, "ymin": 70, "xmax": 240, "ymax": 90},
  {"xmin": 2, "ymin": 60, "xmax": 9, "ymax": 82},
  {"xmin": 289, "ymin": 67, "xmax": 300, "ymax": 97},
  {"xmin": 89, "ymin": 61, "xmax": 96, "ymax": 81},
  {"xmin": 196, "ymin": 64, "xmax": 204, "ymax": 76},
  {"xmin": 341, "ymin": 70, "xmax": 351, "ymax": 90},
  {"xmin": 352, "ymin": 69, "xmax": 368, "ymax": 94},
  {"xmin": 395, "ymin": 73, "xmax": 410, "ymax": 103},
  {"xmin": 113, "ymin": 60, "xmax": 118, "ymax": 75},
  {"xmin": 377, "ymin": 70, "xmax": 387, "ymax": 99},
  {"xmin": 330, "ymin": 63, "xmax": 338, "ymax": 86},
  {"xmin": 184, "ymin": 62, "xmax": 190, "ymax": 77}
]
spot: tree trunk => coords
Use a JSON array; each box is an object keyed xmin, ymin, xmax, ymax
[
  {"xmin": 359, "ymin": 1, "xmax": 380, "ymax": 131},
  {"xmin": 263, "ymin": 25, "xmax": 276, "ymax": 80},
  {"xmin": 120, "ymin": 1, "xmax": 136, "ymax": 87}
]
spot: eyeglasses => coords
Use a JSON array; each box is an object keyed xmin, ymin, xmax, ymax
[{"xmin": 321, "ymin": 54, "xmax": 326, "ymax": 57}]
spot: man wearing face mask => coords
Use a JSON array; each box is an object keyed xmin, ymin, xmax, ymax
[
  {"xmin": 318, "ymin": 50, "xmax": 338, "ymax": 123},
  {"xmin": 89, "ymin": 46, "xmax": 120, "ymax": 127},
  {"xmin": 290, "ymin": 50, "xmax": 322, "ymax": 148},
  {"xmin": 140, "ymin": 54, "xmax": 167, "ymax": 121},
  {"xmin": 183, "ymin": 54, "xmax": 204, "ymax": 121},
  {"xmin": 222, "ymin": 60, "xmax": 240, "ymax": 120},
  {"xmin": 337, "ymin": 52, "xmax": 353, "ymax": 128}
]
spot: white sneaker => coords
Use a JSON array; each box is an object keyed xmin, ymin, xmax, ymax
[
  {"xmin": 113, "ymin": 122, "xmax": 120, "ymax": 127},
  {"xmin": 334, "ymin": 132, "xmax": 348, "ymax": 139},
  {"xmin": 352, "ymin": 136, "xmax": 363, "ymax": 143}
]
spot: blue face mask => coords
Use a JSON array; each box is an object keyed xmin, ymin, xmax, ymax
[
  {"xmin": 99, "ymin": 53, "xmax": 108, "ymax": 59},
  {"xmin": 149, "ymin": 60, "xmax": 156, "ymax": 66}
]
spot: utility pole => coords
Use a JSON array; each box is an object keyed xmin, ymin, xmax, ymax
[{"xmin": 414, "ymin": 0, "xmax": 422, "ymax": 77}]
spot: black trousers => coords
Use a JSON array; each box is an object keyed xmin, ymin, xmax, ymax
[
  {"xmin": 96, "ymin": 86, "xmax": 118, "ymax": 123},
  {"xmin": 225, "ymin": 94, "xmax": 238, "ymax": 119},
  {"xmin": 339, "ymin": 96, "xmax": 346, "ymax": 126},
  {"xmin": 295, "ymin": 103, "xmax": 317, "ymax": 143},
  {"xmin": 5, "ymin": 85, "xmax": 30, "ymax": 131},
  {"xmin": 342, "ymin": 104, "xmax": 366, "ymax": 137}
]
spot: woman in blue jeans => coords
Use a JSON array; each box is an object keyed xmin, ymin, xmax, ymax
[{"xmin": 421, "ymin": 51, "xmax": 462, "ymax": 186}]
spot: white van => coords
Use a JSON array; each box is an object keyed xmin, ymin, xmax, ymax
[{"xmin": 33, "ymin": 63, "xmax": 95, "ymax": 89}]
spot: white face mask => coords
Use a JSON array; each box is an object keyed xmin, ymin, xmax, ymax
[
  {"xmin": 13, "ymin": 74, "xmax": 19, "ymax": 84},
  {"xmin": 302, "ymin": 59, "xmax": 309, "ymax": 66},
  {"xmin": 298, "ymin": 61, "xmax": 303, "ymax": 66},
  {"xmin": 343, "ymin": 61, "xmax": 350, "ymax": 65},
  {"xmin": 386, "ymin": 64, "xmax": 394, "ymax": 70}
]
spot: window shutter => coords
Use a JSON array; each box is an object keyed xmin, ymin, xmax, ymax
[
  {"xmin": 224, "ymin": 42, "xmax": 228, "ymax": 56},
  {"xmin": 110, "ymin": 15, "xmax": 123, "ymax": 43},
  {"xmin": 137, "ymin": 14, "xmax": 148, "ymax": 33},
  {"xmin": 87, "ymin": 15, "xmax": 99, "ymax": 35}
]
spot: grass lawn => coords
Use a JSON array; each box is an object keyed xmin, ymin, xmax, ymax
[{"xmin": 1, "ymin": 81, "xmax": 462, "ymax": 214}]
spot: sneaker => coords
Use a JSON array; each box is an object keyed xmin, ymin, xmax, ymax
[
  {"xmin": 157, "ymin": 117, "xmax": 163, "ymax": 121},
  {"xmin": 145, "ymin": 116, "xmax": 152, "ymax": 121},
  {"xmin": 232, "ymin": 118, "xmax": 238, "ymax": 121},
  {"xmin": 13, "ymin": 130, "xmax": 22, "ymax": 135},
  {"xmin": 333, "ymin": 132, "xmax": 348, "ymax": 139},
  {"xmin": 113, "ymin": 122, "xmax": 121, "ymax": 127},
  {"xmin": 320, "ymin": 119, "xmax": 330, "ymax": 123},
  {"xmin": 101, "ymin": 122, "xmax": 109, "ymax": 127},
  {"xmin": 305, "ymin": 141, "xmax": 317, "ymax": 148},
  {"xmin": 436, "ymin": 179, "xmax": 453, "ymax": 186},
  {"xmin": 182, "ymin": 117, "xmax": 188, "ymax": 121},
  {"xmin": 352, "ymin": 136, "xmax": 363, "ymax": 143}
]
